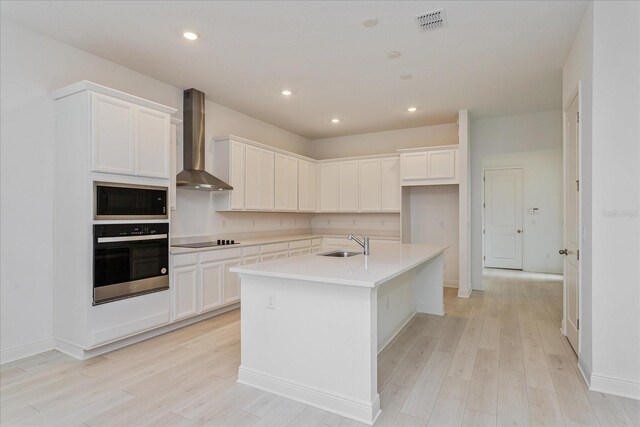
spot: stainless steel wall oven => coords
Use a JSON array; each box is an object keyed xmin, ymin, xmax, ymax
[{"xmin": 93, "ymin": 223, "xmax": 169, "ymax": 304}]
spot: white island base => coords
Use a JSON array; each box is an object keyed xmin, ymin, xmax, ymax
[{"xmin": 232, "ymin": 244, "xmax": 447, "ymax": 425}]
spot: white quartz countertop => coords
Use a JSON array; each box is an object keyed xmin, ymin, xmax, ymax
[
  {"xmin": 170, "ymin": 234, "xmax": 399, "ymax": 255},
  {"xmin": 230, "ymin": 243, "xmax": 448, "ymax": 288}
]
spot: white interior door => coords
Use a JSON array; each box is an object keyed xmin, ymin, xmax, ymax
[
  {"xmin": 563, "ymin": 94, "xmax": 580, "ymax": 353},
  {"xmin": 484, "ymin": 168, "xmax": 523, "ymax": 269}
]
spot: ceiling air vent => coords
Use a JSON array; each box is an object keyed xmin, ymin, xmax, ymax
[{"xmin": 415, "ymin": 9, "xmax": 446, "ymax": 32}]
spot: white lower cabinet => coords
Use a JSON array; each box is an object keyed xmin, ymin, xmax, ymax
[
  {"xmin": 171, "ymin": 249, "xmax": 241, "ymax": 321},
  {"xmin": 172, "ymin": 265, "xmax": 198, "ymax": 321},
  {"xmin": 199, "ymin": 262, "xmax": 224, "ymax": 312},
  {"xmin": 224, "ymin": 260, "xmax": 241, "ymax": 304}
]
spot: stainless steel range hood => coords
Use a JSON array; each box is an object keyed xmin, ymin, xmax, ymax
[{"xmin": 176, "ymin": 89, "xmax": 233, "ymax": 191}]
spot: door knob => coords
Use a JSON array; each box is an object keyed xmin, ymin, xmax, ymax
[
  {"xmin": 559, "ymin": 249, "xmax": 568, "ymax": 255},
  {"xmin": 517, "ymin": 230, "xmax": 522, "ymax": 233}
]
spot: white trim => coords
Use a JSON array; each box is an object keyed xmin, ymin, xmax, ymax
[
  {"xmin": 214, "ymin": 135, "xmax": 316, "ymax": 162},
  {"xmin": 578, "ymin": 358, "xmax": 592, "ymax": 388},
  {"xmin": 378, "ymin": 312, "xmax": 416, "ymax": 355},
  {"xmin": 457, "ymin": 287, "xmax": 472, "ymax": 298},
  {"xmin": 444, "ymin": 279, "xmax": 459, "ymax": 288},
  {"xmin": 417, "ymin": 302, "xmax": 445, "ymax": 315},
  {"xmin": 0, "ymin": 338, "xmax": 55, "ymax": 365},
  {"xmin": 396, "ymin": 144, "xmax": 460, "ymax": 153},
  {"xmin": 237, "ymin": 366, "xmax": 381, "ymax": 426},
  {"xmin": 50, "ymin": 80, "xmax": 177, "ymax": 114},
  {"xmin": 590, "ymin": 373, "xmax": 640, "ymax": 400}
]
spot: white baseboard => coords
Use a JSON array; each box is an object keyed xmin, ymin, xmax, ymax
[
  {"xmin": 1, "ymin": 338, "xmax": 55, "ymax": 365},
  {"xmin": 238, "ymin": 366, "xmax": 381, "ymax": 426},
  {"xmin": 378, "ymin": 312, "xmax": 416, "ymax": 355},
  {"xmin": 1, "ymin": 303, "xmax": 240, "ymax": 364},
  {"xmin": 457, "ymin": 287, "xmax": 472, "ymax": 298},
  {"xmin": 444, "ymin": 280, "xmax": 459, "ymax": 288},
  {"xmin": 417, "ymin": 302, "xmax": 444, "ymax": 316},
  {"xmin": 578, "ymin": 358, "xmax": 592, "ymax": 388},
  {"xmin": 590, "ymin": 372, "xmax": 640, "ymax": 400}
]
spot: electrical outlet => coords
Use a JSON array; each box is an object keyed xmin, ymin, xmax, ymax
[{"xmin": 267, "ymin": 294, "xmax": 276, "ymax": 310}]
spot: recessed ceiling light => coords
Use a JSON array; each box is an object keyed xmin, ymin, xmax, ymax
[
  {"xmin": 281, "ymin": 90, "xmax": 292, "ymax": 96},
  {"xmin": 362, "ymin": 18, "xmax": 379, "ymax": 28},
  {"xmin": 331, "ymin": 118, "xmax": 340, "ymax": 124},
  {"xmin": 387, "ymin": 51, "xmax": 402, "ymax": 59},
  {"xmin": 408, "ymin": 107, "xmax": 417, "ymax": 112},
  {"xmin": 400, "ymin": 74, "xmax": 413, "ymax": 80},
  {"xmin": 183, "ymin": 31, "xmax": 199, "ymax": 41}
]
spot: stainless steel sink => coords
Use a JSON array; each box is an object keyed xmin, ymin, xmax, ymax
[{"xmin": 319, "ymin": 250, "xmax": 361, "ymax": 258}]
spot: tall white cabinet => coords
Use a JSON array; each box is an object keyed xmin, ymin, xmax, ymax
[{"xmin": 50, "ymin": 81, "xmax": 177, "ymax": 359}]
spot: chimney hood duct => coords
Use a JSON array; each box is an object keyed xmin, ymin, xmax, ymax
[{"xmin": 176, "ymin": 89, "xmax": 233, "ymax": 191}]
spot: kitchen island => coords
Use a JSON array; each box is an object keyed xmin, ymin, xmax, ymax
[{"xmin": 231, "ymin": 243, "xmax": 447, "ymax": 425}]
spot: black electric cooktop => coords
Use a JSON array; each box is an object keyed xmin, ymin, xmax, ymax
[{"xmin": 172, "ymin": 240, "xmax": 239, "ymax": 248}]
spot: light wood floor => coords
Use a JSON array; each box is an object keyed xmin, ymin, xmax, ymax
[{"xmin": 1, "ymin": 269, "xmax": 638, "ymax": 426}]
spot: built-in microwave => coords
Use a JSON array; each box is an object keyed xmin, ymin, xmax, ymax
[{"xmin": 94, "ymin": 182, "xmax": 167, "ymax": 220}]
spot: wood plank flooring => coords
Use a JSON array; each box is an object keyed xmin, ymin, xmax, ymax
[{"xmin": 2, "ymin": 269, "xmax": 638, "ymax": 426}]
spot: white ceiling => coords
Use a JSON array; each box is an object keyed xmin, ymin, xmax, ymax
[{"xmin": 1, "ymin": 1, "xmax": 587, "ymax": 139}]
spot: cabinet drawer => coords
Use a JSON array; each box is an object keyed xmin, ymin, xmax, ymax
[
  {"xmin": 242, "ymin": 245, "xmax": 261, "ymax": 256},
  {"xmin": 199, "ymin": 248, "xmax": 242, "ymax": 263},
  {"xmin": 312, "ymin": 238, "xmax": 323, "ymax": 247},
  {"xmin": 261, "ymin": 242, "xmax": 289, "ymax": 254},
  {"xmin": 289, "ymin": 239, "xmax": 311, "ymax": 249},
  {"xmin": 172, "ymin": 253, "xmax": 198, "ymax": 268}
]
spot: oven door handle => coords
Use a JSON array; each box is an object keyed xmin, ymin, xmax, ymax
[{"xmin": 97, "ymin": 234, "xmax": 168, "ymax": 243}]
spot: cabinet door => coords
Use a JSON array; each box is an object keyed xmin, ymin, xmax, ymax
[
  {"xmin": 199, "ymin": 262, "xmax": 223, "ymax": 312},
  {"xmin": 320, "ymin": 163, "xmax": 339, "ymax": 211},
  {"xmin": 260, "ymin": 254, "xmax": 276, "ymax": 262},
  {"xmin": 224, "ymin": 260, "xmax": 242, "ymax": 304},
  {"xmin": 381, "ymin": 157, "xmax": 400, "ymax": 211},
  {"xmin": 274, "ymin": 154, "xmax": 288, "ymax": 211},
  {"xmin": 172, "ymin": 265, "xmax": 198, "ymax": 321},
  {"xmin": 91, "ymin": 93, "xmax": 135, "ymax": 175},
  {"xmin": 261, "ymin": 150, "xmax": 275, "ymax": 210},
  {"xmin": 243, "ymin": 255, "xmax": 260, "ymax": 265},
  {"xmin": 245, "ymin": 145, "xmax": 262, "ymax": 210},
  {"xmin": 286, "ymin": 157, "xmax": 299, "ymax": 211},
  {"xmin": 359, "ymin": 159, "xmax": 381, "ymax": 212},
  {"xmin": 289, "ymin": 249, "xmax": 301, "ymax": 258},
  {"xmin": 274, "ymin": 251, "xmax": 289, "ymax": 260},
  {"xmin": 169, "ymin": 123, "xmax": 177, "ymax": 210},
  {"xmin": 338, "ymin": 161, "xmax": 359, "ymax": 212},
  {"xmin": 298, "ymin": 160, "xmax": 316, "ymax": 212},
  {"xmin": 135, "ymin": 106, "xmax": 170, "ymax": 178},
  {"xmin": 427, "ymin": 149, "xmax": 456, "ymax": 179},
  {"xmin": 230, "ymin": 142, "xmax": 245, "ymax": 210},
  {"xmin": 401, "ymin": 152, "xmax": 428, "ymax": 180}
]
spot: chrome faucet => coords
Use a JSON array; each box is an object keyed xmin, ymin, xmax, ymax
[{"xmin": 348, "ymin": 234, "xmax": 370, "ymax": 255}]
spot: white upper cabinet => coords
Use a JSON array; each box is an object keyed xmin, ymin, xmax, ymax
[
  {"xmin": 380, "ymin": 157, "xmax": 401, "ymax": 211},
  {"xmin": 298, "ymin": 159, "xmax": 316, "ymax": 212},
  {"xmin": 245, "ymin": 145, "xmax": 262, "ymax": 210},
  {"xmin": 400, "ymin": 152, "xmax": 429, "ymax": 181},
  {"xmin": 245, "ymin": 146, "xmax": 275, "ymax": 210},
  {"xmin": 286, "ymin": 157, "xmax": 299, "ymax": 211},
  {"xmin": 359, "ymin": 159, "xmax": 382, "ymax": 212},
  {"xmin": 91, "ymin": 92, "xmax": 171, "ymax": 178},
  {"xmin": 135, "ymin": 106, "xmax": 170, "ymax": 178},
  {"xmin": 400, "ymin": 146, "xmax": 459, "ymax": 186},
  {"xmin": 274, "ymin": 153, "xmax": 298, "ymax": 211},
  {"xmin": 274, "ymin": 153, "xmax": 288, "ymax": 211},
  {"xmin": 427, "ymin": 149, "xmax": 456, "ymax": 179},
  {"xmin": 261, "ymin": 150, "xmax": 275, "ymax": 210},
  {"xmin": 91, "ymin": 93, "xmax": 135, "ymax": 175},
  {"xmin": 320, "ymin": 163, "xmax": 339, "ymax": 212},
  {"xmin": 213, "ymin": 139, "xmax": 245, "ymax": 211},
  {"xmin": 338, "ymin": 161, "xmax": 359, "ymax": 212}
]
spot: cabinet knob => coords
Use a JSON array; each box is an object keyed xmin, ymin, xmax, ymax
[{"xmin": 559, "ymin": 249, "xmax": 568, "ymax": 255}]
